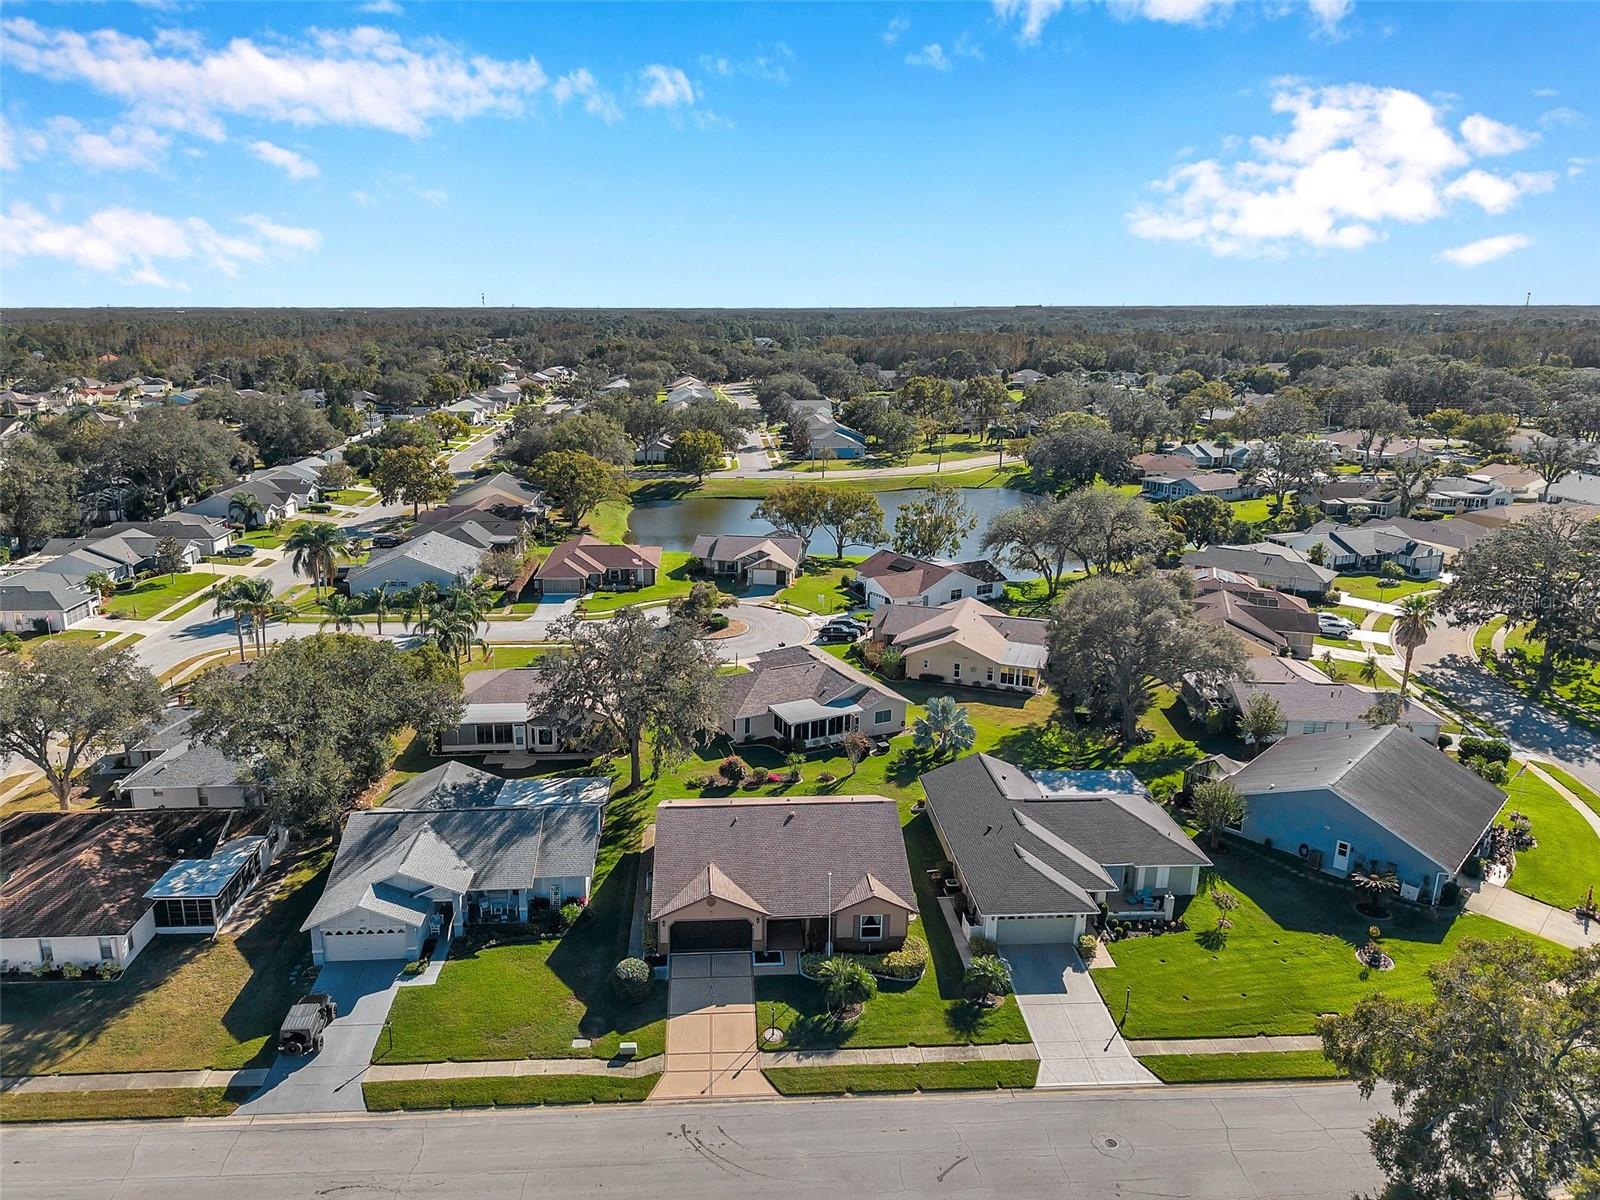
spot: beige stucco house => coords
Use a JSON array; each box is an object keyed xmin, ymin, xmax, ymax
[{"xmin": 868, "ymin": 597, "xmax": 1049, "ymax": 692}]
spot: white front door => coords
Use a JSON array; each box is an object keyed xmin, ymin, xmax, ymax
[{"xmin": 1332, "ymin": 840, "xmax": 1352, "ymax": 872}]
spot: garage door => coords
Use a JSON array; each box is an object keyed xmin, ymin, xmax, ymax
[
  {"xmin": 322, "ymin": 927, "xmax": 410, "ymax": 961},
  {"xmin": 750, "ymin": 568, "xmax": 781, "ymax": 587},
  {"xmin": 669, "ymin": 920, "xmax": 753, "ymax": 952},
  {"xmin": 992, "ymin": 915, "xmax": 1084, "ymax": 946}
]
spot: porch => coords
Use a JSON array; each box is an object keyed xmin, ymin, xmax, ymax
[{"xmin": 769, "ymin": 699, "xmax": 862, "ymax": 751}]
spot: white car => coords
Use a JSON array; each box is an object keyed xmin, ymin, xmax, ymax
[{"xmin": 1318, "ymin": 613, "xmax": 1356, "ymax": 637}]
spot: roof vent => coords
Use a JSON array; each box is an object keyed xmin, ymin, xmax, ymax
[{"xmin": 783, "ymin": 812, "xmax": 794, "ymax": 825}]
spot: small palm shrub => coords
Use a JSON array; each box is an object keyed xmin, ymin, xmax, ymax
[
  {"xmin": 813, "ymin": 956, "xmax": 877, "ymax": 1013},
  {"xmin": 963, "ymin": 954, "xmax": 1012, "ymax": 1000}
]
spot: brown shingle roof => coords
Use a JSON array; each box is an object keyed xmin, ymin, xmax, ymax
[{"xmin": 534, "ymin": 536, "xmax": 662, "ymax": 583}]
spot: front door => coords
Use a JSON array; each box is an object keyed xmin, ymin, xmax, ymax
[{"xmin": 1332, "ymin": 840, "xmax": 1352, "ymax": 872}]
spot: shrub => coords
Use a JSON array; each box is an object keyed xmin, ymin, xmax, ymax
[
  {"xmin": 1437, "ymin": 733, "xmax": 1453, "ymax": 750},
  {"xmin": 963, "ymin": 954, "xmax": 1013, "ymax": 999},
  {"xmin": 558, "ymin": 901, "xmax": 583, "ymax": 931},
  {"xmin": 741, "ymin": 775, "xmax": 764, "ymax": 790},
  {"xmin": 612, "ymin": 957, "xmax": 654, "ymax": 1003},
  {"xmin": 1458, "ymin": 736, "xmax": 1510, "ymax": 765},
  {"xmin": 59, "ymin": 961, "xmax": 85, "ymax": 980},
  {"xmin": 850, "ymin": 935, "xmax": 929, "ymax": 980},
  {"xmin": 717, "ymin": 755, "xmax": 750, "ymax": 785},
  {"xmin": 1465, "ymin": 756, "xmax": 1508, "ymax": 785},
  {"xmin": 814, "ymin": 956, "xmax": 877, "ymax": 1012},
  {"xmin": 817, "ymin": 771, "xmax": 837, "ymax": 784},
  {"xmin": 0, "ymin": 631, "xmax": 21, "ymax": 655},
  {"xmin": 1438, "ymin": 879, "xmax": 1461, "ymax": 906},
  {"xmin": 705, "ymin": 612, "xmax": 730, "ymax": 632},
  {"xmin": 968, "ymin": 933, "xmax": 998, "ymax": 957},
  {"xmin": 1076, "ymin": 933, "xmax": 1098, "ymax": 963}
]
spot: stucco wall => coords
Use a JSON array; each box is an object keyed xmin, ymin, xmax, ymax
[
  {"xmin": 657, "ymin": 895, "xmax": 765, "ymax": 951},
  {"xmin": 125, "ymin": 783, "xmax": 260, "ymax": 809},
  {"xmin": 830, "ymin": 897, "xmax": 910, "ymax": 951},
  {"xmin": 909, "ymin": 644, "xmax": 1037, "ymax": 692}
]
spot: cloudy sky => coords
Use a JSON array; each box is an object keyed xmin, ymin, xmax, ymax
[{"xmin": 1, "ymin": 1, "xmax": 1595, "ymax": 305}]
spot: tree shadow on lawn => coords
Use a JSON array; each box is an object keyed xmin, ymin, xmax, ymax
[{"xmin": 630, "ymin": 480, "xmax": 698, "ymax": 504}]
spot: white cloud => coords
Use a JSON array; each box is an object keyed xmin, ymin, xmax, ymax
[
  {"xmin": 0, "ymin": 17, "xmax": 547, "ymax": 140},
  {"xmin": 1127, "ymin": 83, "xmax": 1561, "ymax": 257},
  {"xmin": 67, "ymin": 122, "xmax": 170, "ymax": 171},
  {"xmin": 1539, "ymin": 106, "xmax": 1587, "ymax": 129},
  {"xmin": 995, "ymin": 0, "xmax": 1350, "ymax": 41},
  {"xmin": 416, "ymin": 187, "xmax": 448, "ymax": 206},
  {"xmin": 1442, "ymin": 168, "xmax": 1556, "ymax": 214},
  {"xmin": 551, "ymin": 68, "xmax": 622, "ymax": 123},
  {"xmin": 953, "ymin": 31, "xmax": 986, "ymax": 61},
  {"xmin": 1307, "ymin": 0, "xmax": 1353, "ymax": 34},
  {"xmin": 1438, "ymin": 233, "xmax": 1531, "ymax": 267},
  {"xmin": 359, "ymin": 0, "xmax": 403, "ymax": 13},
  {"xmin": 697, "ymin": 44, "xmax": 792, "ymax": 84},
  {"xmin": 1533, "ymin": 88, "xmax": 1559, "ymax": 98},
  {"xmin": 0, "ymin": 201, "xmax": 317, "ymax": 284},
  {"xmin": 247, "ymin": 138, "xmax": 319, "ymax": 179},
  {"xmin": 883, "ymin": 17, "xmax": 911, "ymax": 45},
  {"xmin": 350, "ymin": 189, "xmax": 375, "ymax": 205},
  {"xmin": 637, "ymin": 64, "xmax": 695, "ymax": 108},
  {"xmin": 1568, "ymin": 157, "xmax": 1591, "ymax": 178},
  {"xmin": 905, "ymin": 43, "xmax": 950, "ymax": 70},
  {"xmin": 0, "ymin": 116, "xmax": 49, "ymax": 171},
  {"xmin": 1459, "ymin": 113, "xmax": 1538, "ymax": 155}
]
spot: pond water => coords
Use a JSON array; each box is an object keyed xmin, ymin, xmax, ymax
[{"xmin": 625, "ymin": 486, "xmax": 1035, "ymax": 565}]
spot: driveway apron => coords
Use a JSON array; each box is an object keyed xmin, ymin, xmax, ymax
[
  {"xmin": 233, "ymin": 959, "xmax": 407, "ymax": 1115},
  {"xmin": 1005, "ymin": 945, "xmax": 1156, "ymax": 1088},
  {"xmin": 651, "ymin": 953, "xmax": 774, "ymax": 1100}
]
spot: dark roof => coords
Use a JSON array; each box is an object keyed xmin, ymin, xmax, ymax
[
  {"xmin": 920, "ymin": 753, "xmax": 1210, "ymax": 918},
  {"xmin": 0, "ymin": 811, "xmax": 238, "ymax": 937},
  {"xmin": 1227, "ymin": 726, "xmax": 1504, "ymax": 871},
  {"xmin": 1227, "ymin": 658, "xmax": 1437, "ymax": 726},
  {"xmin": 718, "ymin": 645, "xmax": 906, "ymax": 723},
  {"xmin": 535, "ymin": 536, "xmax": 662, "ymax": 582},
  {"xmin": 384, "ymin": 762, "xmax": 508, "ymax": 810},
  {"xmin": 120, "ymin": 738, "xmax": 248, "ymax": 793},
  {"xmin": 649, "ymin": 796, "xmax": 915, "ymax": 921},
  {"xmin": 855, "ymin": 551, "xmax": 1007, "ymax": 598},
  {"xmin": 463, "ymin": 666, "xmax": 556, "ymax": 705}
]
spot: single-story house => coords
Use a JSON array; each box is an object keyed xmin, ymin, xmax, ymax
[
  {"xmin": 1310, "ymin": 478, "xmax": 1402, "ymax": 521},
  {"xmin": 301, "ymin": 805, "xmax": 602, "ymax": 963},
  {"xmin": 802, "ymin": 419, "xmax": 867, "ymax": 460},
  {"xmin": 1190, "ymin": 566, "xmax": 1319, "ymax": 658},
  {"xmin": 1183, "ymin": 657, "xmax": 1444, "ymax": 746},
  {"xmin": 385, "ymin": 761, "xmax": 611, "ymax": 812},
  {"xmin": 854, "ymin": 550, "xmax": 1008, "ymax": 609},
  {"xmin": 868, "ymin": 597, "xmax": 1048, "ymax": 692},
  {"xmin": 720, "ymin": 644, "xmax": 909, "ymax": 749},
  {"xmin": 437, "ymin": 666, "xmax": 593, "ymax": 758},
  {"xmin": 1426, "ymin": 476, "xmax": 1513, "ymax": 514},
  {"xmin": 532, "ymin": 536, "xmax": 661, "ymax": 596},
  {"xmin": 690, "ymin": 533, "xmax": 806, "ymax": 587},
  {"xmin": 0, "ymin": 810, "xmax": 278, "ymax": 971},
  {"xmin": 1008, "ymin": 369, "xmax": 1045, "ymax": 388},
  {"xmin": 344, "ymin": 530, "xmax": 484, "ymax": 597},
  {"xmin": 1139, "ymin": 471, "xmax": 1258, "ymax": 502},
  {"xmin": 1181, "ymin": 544, "xmax": 1336, "ymax": 598},
  {"xmin": 117, "ymin": 736, "xmax": 263, "ymax": 809},
  {"xmin": 1265, "ymin": 521, "xmax": 1444, "ymax": 580},
  {"xmin": 921, "ymin": 753, "xmax": 1212, "ymax": 945},
  {"xmin": 0, "ymin": 569, "xmax": 99, "ymax": 632},
  {"xmin": 649, "ymin": 795, "xmax": 917, "ymax": 955},
  {"xmin": 1222, "ymin": 725, "xmax": 1505, "ymax": 904},
  {"xmin": 448, "ymin": 472, "xmax": 548, "ymax": 521},
  {"xmin": 1174, "ymin": 441, "xmax": 1251, "ymax": 470},
  {"xmin": 634, "ymin": 432, "xmax": 676, "ymax": 464},
  {"xmin": 1131, "ymin": 452, "xmax": 1202, "ymax": 479}
]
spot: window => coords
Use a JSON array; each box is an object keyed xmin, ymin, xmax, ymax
[
  {"xmin": 857, "ymin": 914, "xmax": 884, "ymax": 941},
  {"xmin": 873, "ymin": 709, "xmax": 891, "ymax": 725},
  {"xmin": 38, "ymin": 940, "xmax": 53, "ymax": 965},
  {"xmin": 153, "ymin": 898, "xmax": 215, "ymax": 928},
  {"xmin": 98, "ymin": 938, "xmax": 115, "ymax": 961},
  {"xmin": 952, "ymin": 661, "xmax": 961, "ymax": 679},
  {"xmin": 949, "ymin": 589, "xmax": 963, "ymax": 602},
  {"xmin": 986, "ymin": 666, "xmax": 994, "ymax": 682}
]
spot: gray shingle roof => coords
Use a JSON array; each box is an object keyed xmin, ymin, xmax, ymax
[
  {"xmin": 120, "ymin": 738, "xmax": 248, "ymax": 793},
  {"xmin": 649, "ymin": 795, "xmax": 915, "ymax": 921},
  {"xmin": 1227, "ymin": 725, "xmax": 1505, "ymax": 871},
  {"xmin": 719, "ymin": 645, "xmax": 906, "ymax": 723},
  {"xmin": 349, "ymin": 530, "xmax": 483, "ymax": 589},
  {"xmin": 383, "ymin": 762, "xmax": 508, "ymax": 810},
  {"xmin": 920, "ymin": 753, "xmax": 1210, "ymax": 918}
]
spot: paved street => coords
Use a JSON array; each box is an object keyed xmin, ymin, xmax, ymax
[{"xmin": 0, "ymin": 1083, "xmax": 1389, "ymax": 1199}]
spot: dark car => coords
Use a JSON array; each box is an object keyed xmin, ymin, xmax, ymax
[
  {"xmin": 277, "ymin": 992, "xmax": 337, "ymax": 1056},
  {"xmin": 220, "ymin": 543, "xmax": 255, "ymax": 558},
  {"xmin": 817, "ymin": 624, "xmax": 858, "ymax": 644},
  {"xmin": 371, "ymin": 533, "xmax": 407, "ymax": 549}
]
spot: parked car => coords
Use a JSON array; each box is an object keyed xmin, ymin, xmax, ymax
[
  {"xmin": 277, "ymin": 993, "xmax": 337, "ymax": 1055},
  {"xmin": 817, "ymin": 623, "xmax": 860, "ymax": 643},
  {"xmin": 387, "ymin": 633, "xmax": 425, "ymax": 650},
  {"xmin": 1317, "ymin": 612, "xmax": 1356, "ymax": 637},
  {"xmin": 219, "ymin": 543, "xmax": 255, "ymax": 558},
  {"xmin": 371, "ymin": 533, "xmax": 407, "ymax": 549}
]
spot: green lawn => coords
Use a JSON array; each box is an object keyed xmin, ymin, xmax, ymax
[
  {"xmin": 778, "ymin": 563, "xmax": 858, "ymax": 615},
  {"xmin": 363, "ymin": 1074, "xmax": 659, "ymax": 1111},
  {"xmin": 1532, "ymin": 762, "xmax": 1600, "ymax": 820},
  {"xmin": 1312, "ymin": 658, "xmax": 1402, "ymax": 689},
  {"xmin": 160, "ymin": 587, "xmax": 225, "ymax": 622},
  {"xmin": 0, "ymin": 1087, "xmax": 245, "ymax": 1123},
  {"xmin": 1335, "ymin": 574, "xmax": 1441, "ymax": 603},
  {"xmin": 1139, "ymin": 1051, "xmax": 1345, "ymax": 1084},
  {"xmin": 462, "ymin": 645, "xmax": 552, "ymax": 673},
  {"xmin": 102, "ymin": 571, "xmax": 222, "ymax": 619},
  {"xmin": 1371, "ymin": 614, "xmax": 1396, "ymax": 636},
  {"xmin": 585, "ymin": 499, "xmax": 632, "ymax": 544},
  {"xmin": 0, "ymin": 850, "xmax": 329, "ymax": 1074},
  {"xmin": 578, "ymin": 550, "xmax": 696, "ymax": 614},
  {"xmin": 1228, "ymin": 497, "xmax": 1280, "ymax": 524},
  {"xmin": 1090, "ymin": 841, "xmax": 1553, "ymax": 1040},
  {"xmin": 756, "ymin": 815, "xmax": 1031, "ymax": 1051},
  {"xmin": 1484, "ymin": 624, "xmax": 1600, "ymax": 724},
  {"xmin": 238, "ymin": 518, "xmax": 335, "ymax": 550},
  {"xmin": 1316, "ymin": 602, "xmax": 1372, "ymax": 627},
  {"xmin": 1498, "ymin": 764, "xmax": 1600, "ymax": 911},
  {"xmin": 763, "ymin": 1060, "xmax": 1037, "ymax": 1095}
]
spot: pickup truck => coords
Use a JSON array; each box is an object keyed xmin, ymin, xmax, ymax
[{"xmin": 277, "ymin": 992, "xmax": 338, "ymax": 1055}]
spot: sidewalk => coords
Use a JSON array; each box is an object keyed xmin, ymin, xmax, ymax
[
  {"xmin": 1, "ymin": 1067, "xmax": 267, "ymax": 1095},
  {"xmin": 1465, "ymin": 880, "xmax": 1600, "ymax": 950},
  {"xmin": 365, "ymin": 1056, "xmax": 663, "ymax": 1082},
  {"xmin": 1124, "ymin": 1035, "xmax": 1322, "ymax": 1056}
]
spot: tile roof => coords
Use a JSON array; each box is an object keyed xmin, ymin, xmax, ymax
[{"xmin": 649, "ymin": 795, "xmax": 915, "ymax": 921}]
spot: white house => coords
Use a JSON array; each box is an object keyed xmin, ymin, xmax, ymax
[
  {"xmin": 117, "ymin": 736, "xmax": 263, "ymax": 810},
  {"xmin": 853, "ymin": 550, "xmax": 1008, "ymax": 609},
  {"xmin": 343, "ymin": 531, "xmax": 484, "ymax": 597},
  {"xmin": 0, "ymin": 569, "xmax": 100, "ymax": 632}
]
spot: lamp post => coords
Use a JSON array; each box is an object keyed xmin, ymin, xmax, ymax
[{"xmin": 825, "ymin": 871, "xmax": 833, "ymax": 957}]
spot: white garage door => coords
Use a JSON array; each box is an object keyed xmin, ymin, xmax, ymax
[
  {"xmin": 322, "ymin": 926, "xmax": 410, "ymax": 961},
  {"xmin": 751, "ymin": 568, "xmax": 781, "ymax": 586},
  {"xmin": 992, "ymin": 915, "xmax": 1084, "ymax": 945}
]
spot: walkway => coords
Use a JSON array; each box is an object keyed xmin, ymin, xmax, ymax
[
  {"xmin": 1005, "ymin": 944, "xmax": 1155, "ymax": 1088},
  {"xmin": 1465, "ymin": 881, "xmax": 1600, "ymax": 950},
  {"xmin": 365, "ymin": 1056, "xmax": 662, "ymax": 1083},
  {"xmin": 0, "ymin": 1067, "xmax": 268, "ymax": 1095},
  {"xmin": 650, "ymin": 953, "xmax": 774, "ymax": 1100}
]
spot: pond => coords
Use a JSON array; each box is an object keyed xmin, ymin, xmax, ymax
[{"xmin": 625, "ymin": 486, "xmax": 1036, "ymax": 565}]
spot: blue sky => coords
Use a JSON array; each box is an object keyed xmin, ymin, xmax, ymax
[{"xmin": 1, "ymin": 1, "xmax": 1595, "ymax": 306}]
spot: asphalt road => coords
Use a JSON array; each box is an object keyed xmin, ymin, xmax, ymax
[{"xmin": 1, "ymin": 1083, "xmax": 1388, "ymax": 1199}]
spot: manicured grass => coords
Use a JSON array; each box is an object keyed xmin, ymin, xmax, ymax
[
  {"xmin": 1090, "ymin": 840, "xmax": 1554, "ymax": 1040},
  {"xmin": 578, "ymin": 550, "xmax": 696, "ymax": 614},
  {"xmin": 462, "ymin": 645, "xmax": 553, "ymax": 673},
  {"xmin": 12, "ymin": 627, "xmax": 128, "ymax": 658},
  {"xmin": 1139, "ymin": 1051, "xmax": 1345, "ymax": 1084},
  {"xmin": 363, "ymin": 1074, "xmax": 659, "ymax": 1111},
  {"xmin": 1335, "ymin": 574, "xmax": 1440, "ymax": 603},
  {"xmin": 1498, "ymin": 764, "xmax": 1600, "ymax": 912},
  {"xmin": 1532, "ymin": 762, "xmax": 1600, "ymax": 819},
  {"xmin": 755, "ymin": 814, "xmax": 1031, "ymax": 1051},
  {"xmin": 1316, "ymin": 602, "xmax": 1372, "ymax": 627},
  {"xmin": 102, "ymin": 571, "xmax": 222, "ymax": 619},
  {"xmin": 0, "ymin": 1087, "xmax": 245, "ymax": 1123},
  {"xmin": 778, "ymin": 563, "xmax": 857, "ymax": 615},
  {"xmin": 238, "ymin": 518, "xmax": 335, "ymax": 550},
  {"xmin": 160, "ymin": 587, "xmax": 224, "ymax": 622},
  {"xmin": 785, "ymin": 435, "xmax": 994, "ymax": 473},
  {"xmin": 763, "ymin": 1060, "xmax": 1037, "ymax": 1096},
  {"xmin": 1312, "ymin": 658, "xmax": 1402, "ymax": 689},
  {"xmin": 1473, "ymin": 616, "xmax": 1505, "ymax": 660},
  {"xmin": 1371, "ymin": 614, "xmax": 1396, "ymax": 636},
  {"xmin": 585, "ymin": 499, "xmax": 632, "ymax": 544},
  {"xmin": 0, "ymin": 850, "xmax": 330, "ymax": 1074},
  {"xmin": 1486, "ymin": 624, "xmax": 1600, "ymax": 724},
  {"xmin": 1228, "ymin": 497, "xmax": 1279, "ymax": 524}
]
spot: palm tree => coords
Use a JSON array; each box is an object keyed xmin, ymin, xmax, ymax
[
  {"xmin": 82, "ymin": 571, "xmax": 116, "ymax": 606},
  {"xmin": 911, "ymin": 695, "xmax": 977, "ymax": 759},
  {"xmin": 212, "ymin": 578, "xmax": 250, "ymax": 662},
  {"xmin": 420, "ymin": 608, "xmax": 484, "ymax": 666},
  {"xmin": 1319, "ymin": 648, "xmax": 1339, "ymax": 679},
  {"xmin": 318, "ymin": 593, "xmax": 367, "ymax": 633},
  {"xmin": 412, "ymin": 580, "xmax": 441, "ymax": 625},
  {"xmin": 227, "ymin": 491, "xmax": 267, "ymax": 530},
  {"xmin": 1352, "ymin": 868, "xmax": 1400, "ymax": 917},
  {"xmin": 229, "ymin": 578, "xmax": 277, "ymax": 654},
  {"xmin": 285, "ymin": 521, "xmax": 350, "ymax": 598},
  {"xmin": 1359, "ymin": 653, "xmax": 1382, "ymax": 688},
  {"xmin": 1391, "ymin": 593, "xmax": 1434, "ymax": 698}
]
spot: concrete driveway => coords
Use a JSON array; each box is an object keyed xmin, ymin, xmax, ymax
[
  {"xmin": 233, "ymin": 959, "xmax": 406, "ymax": 1115},
  {"xmin": 651, "ymin": 954, "xmax": 773, "ymax": 1100},
  {"xmin": 1005, "ymin": 945, "xmax": 1155, "ymax": 1089}
]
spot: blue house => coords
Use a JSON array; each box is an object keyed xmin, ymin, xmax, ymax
[{"xmin": 1225, "ymin": 726, "xmax": 1505, "ymax": 905}]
